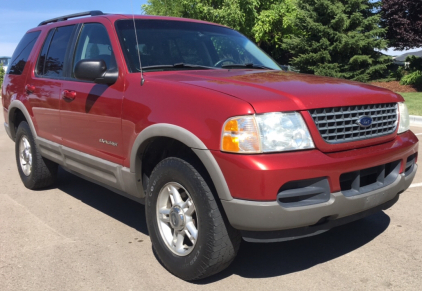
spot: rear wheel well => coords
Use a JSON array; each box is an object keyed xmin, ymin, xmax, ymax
[{"xmin": 139, "ymin": 137, "xmax": 218, "ymax": 199}]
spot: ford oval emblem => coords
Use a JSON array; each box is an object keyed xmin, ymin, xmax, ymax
[{"xmin": 357, "ymin": 116, "xmax": 373, "ymax": 127}]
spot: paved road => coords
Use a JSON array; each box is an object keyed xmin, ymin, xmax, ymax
[{"xmin": 1, "ymin": 115, "xmax": 421, "ymax": 290}]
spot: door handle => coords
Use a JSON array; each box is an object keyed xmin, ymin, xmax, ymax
[
  {"xmin": 62, "ymin": 90, "xmax": 76, "ymax": 102},
  {"xmin": 25, "ymin": 84, "xmax": 35, "ymax": 93}
]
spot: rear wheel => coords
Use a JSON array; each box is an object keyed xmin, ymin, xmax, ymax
[
  {"xmin": 15, "ymin": 122, "xmax": 58, "ymax": 189},
  {"xmin": 146, "ymin": 157, "xmax": 241, "ymax": 281}
]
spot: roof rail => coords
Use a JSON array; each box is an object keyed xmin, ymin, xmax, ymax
[{"xmin": 38, "ymin": 10, "xmax": 104, "ymax": 26}]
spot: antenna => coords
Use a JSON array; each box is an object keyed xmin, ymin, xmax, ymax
[{"xmin": 131, "ymin": 0, "xmax": 145, "ymax": 86}]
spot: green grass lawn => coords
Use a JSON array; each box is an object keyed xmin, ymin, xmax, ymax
[{"xmin": 398, "ymin": 92, "xmax": 422, "ymax": 116}]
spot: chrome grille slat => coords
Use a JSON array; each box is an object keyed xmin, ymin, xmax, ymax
[
  {"xmin": 309, "ymin": 103, "xmax": 398, "ymax": 144},
  {"xmin": 316, "ymin": 118, "xmax": 397, "ymax": 129}
]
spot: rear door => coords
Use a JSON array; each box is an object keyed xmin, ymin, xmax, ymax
[
  {"xmin": 27, "ymin": 25, "xmax": 76, "ymax": 143},
  {"xmin": 60, "ymin": 20, "xmax": 125, "ymax": 164}
]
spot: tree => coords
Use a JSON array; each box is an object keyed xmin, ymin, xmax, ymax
[
  {"xmin": 0, "ymin": 66, "xmax": 4, "ymax": 87},
  {"xmin": 142, "ymin": 0, "xmax": 298, "ymax": 63},
  {"xmin": 141, "ymin": 0, "xmax": 184, "ymax": 17},
  {"xmin": 381, "ymin": 0, "xmax": 422, "ymax": 50},
  {"xmin": 283, "ymin": 0, "xmax": 390, "ymax": 82}
]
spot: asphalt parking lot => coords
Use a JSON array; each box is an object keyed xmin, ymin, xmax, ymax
[{"xmin": 0, "ymin": 114, "xmax": 421, "ymax": 290}]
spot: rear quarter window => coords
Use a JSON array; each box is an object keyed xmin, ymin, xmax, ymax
[
  {"xmin": 7, "ymin": 31, "xmax": 41, "ymax": 75},
  {"xmin": 36, "ymin": 25, "xmax": 75, "ymax": 78}
]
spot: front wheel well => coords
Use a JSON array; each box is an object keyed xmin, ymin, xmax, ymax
[{"xmin": 139, "ymin": 137, "xmax": 218, "ymax": 199}]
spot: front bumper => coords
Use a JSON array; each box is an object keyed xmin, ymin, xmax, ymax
[
  {"xmin": 222, "ymin": 165, "xmax": 416, "ymax": 234},
  {"xmin": 240, "ymin": 193, "xmax": 400, "ymax": 243},
  {"xmin": 216, "ymin": 130, "xmax": 418, "ymax": 242},
  {"xmin": 213, "ymin": 131, "xmax": 418, "ymax": 201}
]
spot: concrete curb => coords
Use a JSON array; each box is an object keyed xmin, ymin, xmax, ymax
[{"xmin": 410, "ymin": 115, "xmax": 422, "ymax": 127}]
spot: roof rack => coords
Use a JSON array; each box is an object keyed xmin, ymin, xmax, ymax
[{"xmin": 38, "ymin": 10, "xmax": 104, "ymax": 26}]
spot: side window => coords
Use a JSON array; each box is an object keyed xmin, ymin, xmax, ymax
[
  {"xmin": 73, "ymin": 23, "xmax": 116, "ymax": 75},
  {"xmin": 36, "ymin": 29, "xmax": 54, "ymax": 75},
  {"xmin": 8, "ymin": 31, "xmax": 41, "ymax": 75},
  {"xmin": 36, "ymin": 25, "xmax": 75, "ymax": 78}
]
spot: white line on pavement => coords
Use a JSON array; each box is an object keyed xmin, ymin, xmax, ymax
[
  {"xmin": 409, "ymin": 183, "xmax": 422, "ymax": 188},
  {"xmin": 415, "ymin": 133, "xmax": 422, "ymax": 136}
]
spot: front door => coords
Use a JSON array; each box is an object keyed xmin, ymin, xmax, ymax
[{"xmin": 60, "ymin": 22, "xmax": 124, "ymax": 164}]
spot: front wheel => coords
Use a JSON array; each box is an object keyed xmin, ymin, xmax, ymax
[{"xmin": 146, "ymin": 157, "xmax": 241, "ymax": 281}]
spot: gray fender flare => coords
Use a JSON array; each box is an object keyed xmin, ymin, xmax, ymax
[
  {"xmin": 130, "ymin": 123, "xmax": 233, "ymax": 201},
  {"xmin": 7, "ymin": 100, "xmax": 38, "ymax": 140}
]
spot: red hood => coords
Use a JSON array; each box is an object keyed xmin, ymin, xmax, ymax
[{"xmin": 149, "ymin": 70, "xmax": 403, "ymax": 113}]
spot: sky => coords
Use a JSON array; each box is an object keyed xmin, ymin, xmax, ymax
[
  {"xmin": 0, "ymin": 0, "xmax": 148, "ymax": 56},
  {"xmin": 0, "ymin": 0, "xmax": 420, "ymax": 57}
]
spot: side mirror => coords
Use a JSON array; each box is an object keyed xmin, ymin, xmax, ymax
[{"xmin": 74, "ymin": 59, "xmax": 118, "ymax": 85}]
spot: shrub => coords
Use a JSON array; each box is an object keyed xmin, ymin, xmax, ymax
[
  {"xmin": 405, "ymin": 55, "xmax": 422, "ymax": 72},
  {"xmin": 400, "ymin": 70, "xmax": 422, "ymax": 86},
  {"xmin": 389, "ymin": 66, "xmax": 405, "ymax": 81}
]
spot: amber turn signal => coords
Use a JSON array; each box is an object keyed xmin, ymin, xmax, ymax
[{"xmin": 221, "ymin": 116, "xmax": 261, "ymax": 153}]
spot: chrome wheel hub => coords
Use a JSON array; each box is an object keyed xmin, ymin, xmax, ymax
[
  {"xmin": 169, "ymin": 205, "xmax": 186, "ymax": 231},
  {"xmin": 156, "ymin": 182, "xmax": 198, "ymax": 256},
  {"xmin": 19, "ymin": 136, "xmax": 32, "ymax": 176}
]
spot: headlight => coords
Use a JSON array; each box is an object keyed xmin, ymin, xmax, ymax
[
  {"xmin": 256, "ymin": 112, "xmax": 315, "ymax": 152},
  {"xmin": 398, "ymin": 102, "xmax": 410, "ymax": 134},
  {"xmin": 221, "ymin": 112, "xmax": 314, "ymax": 153}
]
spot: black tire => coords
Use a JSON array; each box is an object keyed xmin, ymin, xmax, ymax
[
  {"xmin": 146, "ymin": 157, "xmax": 241, "ymax": 281},
  {"xmin": 15, "ymin": 121, "xmax": 58, "ymax": 189}
]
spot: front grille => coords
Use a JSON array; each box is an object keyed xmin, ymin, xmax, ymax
[{"xmin": 309, "ymin": 103, "xmax": 398, "ymax": 144}]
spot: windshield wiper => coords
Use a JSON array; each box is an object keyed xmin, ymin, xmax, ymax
[
  {"xmin": 221, "ymin": 63, "xmax": 275, "ymax": 70},
  {"xmin": 142, "ymin": 63, "xmax": 218, "ymax": 71}
]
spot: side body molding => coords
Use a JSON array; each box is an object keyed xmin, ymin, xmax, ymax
[
  {"xmin": 130, "ymin": 124, "xmax": 233, "ymax": 201},
  {"xmin": 36, "ymin": 137, "xmax": 141, "ymax": 201}
]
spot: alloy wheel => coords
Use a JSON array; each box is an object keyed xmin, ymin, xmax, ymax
[{"xmin": 156, "ymin": 182, "xmax": 198, "ymax": 256}]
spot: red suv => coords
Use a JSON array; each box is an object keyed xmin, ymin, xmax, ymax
[{"xmin": 2, "ymin": 11, "xmax": 419, "ymax": 280}]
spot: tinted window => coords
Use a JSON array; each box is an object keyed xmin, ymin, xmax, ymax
[
  {"xmin": 38, "ymin": 25, "xmax": 75, "ymax": 78},
  {"xmin": 73, "ymin": 23, "xmax": 116, "ymax": 75},
  {"xmin": 7, "ymin": 31, "xmax": 41, "ymax": 75},
  {"xmin": 36, "ymin": 29, "xmax": 54, "ymax": 75}
]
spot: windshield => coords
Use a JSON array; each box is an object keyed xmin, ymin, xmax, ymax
[
  {"xmin": 115, "ymin": 20, "xmax": 281, "ymax": 72},
  {"xmin": 0, "ymin": 58, "xmax": 10, "ymax": 66}
]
